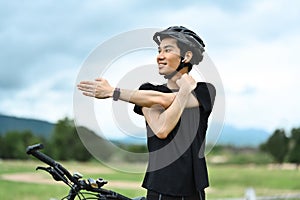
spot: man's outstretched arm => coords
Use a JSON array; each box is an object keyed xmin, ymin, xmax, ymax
[
  {"xmin": 77, "ymin": 77, "xmax": 199, "ymax": 109},
  {"xmin": 77, "ymin": 78, "xmax": 175, "ymax": 108}
]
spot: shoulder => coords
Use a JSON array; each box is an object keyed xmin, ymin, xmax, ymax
[
  {"xmin": 138, "ymin": 82, "xmax": 156, "ymax": 90},
  {"xmin": 196, "ymin": 82, "xmax": 216, "ymax": 96},
  {"xmin": 194, "ymin": 82, "xmax": 216, "ymax": 112},
  {"xmin": 196, "ymin": 82, "xmax": 215, "ymax": 89},
  {"xmin": 138, "ymin": 82, "xmax": 169, "ymax": 92}
]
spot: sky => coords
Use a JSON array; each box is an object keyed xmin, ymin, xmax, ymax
[{"xmin": 1, "ymin": 0, "xmax": 300, "ymax": 137}]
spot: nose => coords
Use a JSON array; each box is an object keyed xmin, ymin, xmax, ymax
[{"xmin": 157, "ymin": 51, "xmax": 165, "ymax": 62}]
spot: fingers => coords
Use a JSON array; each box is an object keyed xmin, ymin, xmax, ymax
[
  {"xmin": 77, "ymin": 77, "xmax": 111, "ymax": 99},
  {"xmin": 179, "ymin": 74, "xmax": 195, "ymax": 83},
  {"xmin": 78, "ymin": 77, "xmax": 104, "ymax": 87},
  {"xmin": 95, "ymin": 77, "xmax": 104, "ymax": 81},
  {"xmin": 77, "ymin": 80, "xmax": 98, "ymax": 99},
  {"xmin": 176, "ymin": 74, "xmax": 197, "ymax": 92},
  {"xmin": 77, "ymin": 81, "xmax": 95, "ymax": 92},
  {"xmin": 78, "ymin": 84, "xmax": 96, "ymax": 98},
  {"xmin": 82, "ymin": 91, "xmax": 95, "ymax": 97}
]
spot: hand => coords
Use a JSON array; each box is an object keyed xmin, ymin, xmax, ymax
[
  {"xmin": 77, "ymin": 78, "xmax": 114, "ymax": 99},
  {"xmin": 176, "ymin": 74, "xmax": 197, "ymax": 93}
]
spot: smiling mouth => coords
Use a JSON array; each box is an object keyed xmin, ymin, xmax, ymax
[{"xmin": 158, "ymin": 63, "xmax": 167, "ymax": 69}]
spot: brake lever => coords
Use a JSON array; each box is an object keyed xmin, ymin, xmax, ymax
[
  {"xmin": 96, "ymin": 178, "xmax": 108, "ymax": 188},
  {"xmin": 36, "ymin": 166, "xmax": 67, "ymax": 182},
  {"xmin": 36, "ymin": 166, "xmax": 51, "ymax": 172}
]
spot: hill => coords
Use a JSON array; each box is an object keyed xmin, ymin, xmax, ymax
[
  {"xmin": 116, "ymin": 125, "xmax": 270, "ymax": 147},
  {"xmin": 0, "ymin": 114, "xmax": 54, "ymax": 138},
  {"xmin": 0, "ymin": 114, "xmax": 270, "ymax": 147},
  {"xmin": 214, "ymin": 125, "xmax": 270, "ymax": 147}
]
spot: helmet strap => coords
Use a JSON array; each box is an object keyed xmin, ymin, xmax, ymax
[
  {"xmin": 163, "ymin": 70, "xmax": 178, "ymax": 80},
  {"xmin": 164, "ymin": 57, "xmax": 191, "ymax": 79}
]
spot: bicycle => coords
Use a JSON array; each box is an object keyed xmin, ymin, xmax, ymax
[{"xmin": 26, "ymin": 143, "xmax": 146, "ymax": 200}]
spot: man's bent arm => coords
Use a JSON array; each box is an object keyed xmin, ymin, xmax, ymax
[
  {"xmin": 142, "ymin": 88, "xmax": 191, "ymax": 139},
  {"xmin": 141, "ymin": 74, "xmax": 197, "ymax": 139}
]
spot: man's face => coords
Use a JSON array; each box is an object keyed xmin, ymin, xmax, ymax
[{"xmin": 156, "ymin": 37, "xmax": 181, "ymax": 75}]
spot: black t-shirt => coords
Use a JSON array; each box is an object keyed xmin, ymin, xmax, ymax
[{"xmin": 133, "ymin": 82, "xmax": 216, "ymax": 196}]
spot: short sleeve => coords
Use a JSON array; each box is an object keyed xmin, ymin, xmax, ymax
[
  {"xmin": 194, "ymin": 82, "xmax": 216, "ymax": 112},
  {"xmin": 133, "ymin": 82, "xmax": 157, "ymax": 116}
]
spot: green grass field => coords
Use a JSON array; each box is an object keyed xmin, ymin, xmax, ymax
[{"xmin": 1, "ymin": 160, "xmax": 300, "ymax": 199}]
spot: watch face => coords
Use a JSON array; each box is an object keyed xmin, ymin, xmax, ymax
[{"xmin": 113, "ymin": 88, "xmax": 120, "ymax": 101}]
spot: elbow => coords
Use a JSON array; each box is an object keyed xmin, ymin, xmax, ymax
[
  {"xmin": 154, "ymin": 95, "xmax": 174, "ymax": 109},
  {"xmin": 153, "ymin": 99, "xmax": 170, "ymax": 109},
  {"xmin": 155, "ymin": 129, "xmax": 169, "ymax": 139},
  {"xmin": 148, "ymin": 99, "xmax": 168, "ymax": 109},
  {"xmin": 160, "ymin": 100, "xmax": 171, "ymax": 109},
  {"xmin": 161, "ymin": 94, "xmax": 174, "ymax": 108}
]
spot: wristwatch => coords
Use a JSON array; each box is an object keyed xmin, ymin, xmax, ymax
[{"xmin": 113, "ymin": 88, "xmax": 121, "ymax": 101}]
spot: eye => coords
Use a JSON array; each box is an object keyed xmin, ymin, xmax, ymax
[{"xmin": 165, "ymin": 48, "xmax": 171, "ymax": 53}]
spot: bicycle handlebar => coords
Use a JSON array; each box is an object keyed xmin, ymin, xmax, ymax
[
  {"xmin": 26, "ymin": 144, "xmax": 80, "ymax": 186},
  {"xmin": 26, "ymin": 143, "xmax": 134, "ymax": 200},
  {"xmin": 26, "ymin": 144, "xmax": 55, "ymax": 165}
]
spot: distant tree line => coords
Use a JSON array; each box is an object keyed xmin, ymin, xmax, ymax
[
  {"xmin": 0, "ymin": 117, "xmax": 147, "ymax": 162},
  {"xmin": 1, "ymin": 116, "xmax": 300, "ymax": 166},
  {"xmin": 260, "ymin": 127, "xmax": 300, "ymax": 167},
  {"xmin": 0, "ymin": 117, "xmax": 91, "ymax": 161}
]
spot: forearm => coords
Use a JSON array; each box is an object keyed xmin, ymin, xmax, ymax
[
  {"xmin": 159, "ymin": 89, "xmax": 190, "ymax": 136},
  {"xmin": 118, "ymin": 88, "xmax": 198, "ymax": 108},
  {"xmin": 143, "ymin": 88, "xmax": 191, "ymax": 139},
  {"xmin": 117, "ymin": 88, "xmax": 175, "ymax": 108}
]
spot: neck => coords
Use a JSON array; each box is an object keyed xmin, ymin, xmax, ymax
[
  {"xmin": 166, "ymin": 68, "xmax": 189, "ymax": 89},
  {"xmin": 167, "ymin": 79, "xmax": 179, "ymax": 89}
]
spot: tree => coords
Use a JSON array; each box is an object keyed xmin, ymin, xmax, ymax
[
  {"xmin": 262, "ymin": 129, "xmax": 289, "ymax": 164},
  {"xmin": 0, "ymin": 130, "xmax": 42, "ymax": 159},
  {"xmin": 287, "ymin": 128, "xmax": 300, "ymax": 169},
  {"xmin": 47, "ymin": 117, "xmax": 92, "ymax": 161},
  {"xmin": 75, "ymin": 126, "xmax": 115, "ymax": 162}
]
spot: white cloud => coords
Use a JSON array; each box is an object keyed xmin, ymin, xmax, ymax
[
  {"xmin": 217, "ymin": 30, "xmax": 300, "ymax": 131},
  {"xmin": 0, "ymin": 68, "xmax": 76, "ymax": 122}
]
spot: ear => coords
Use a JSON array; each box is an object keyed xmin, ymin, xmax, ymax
[{"xmin": 182, "ymin": 51, "xmax": 193, "ymax": 63}]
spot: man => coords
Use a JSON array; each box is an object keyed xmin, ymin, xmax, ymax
[{"xmin": 77, "ymin": 26, "xmax": 216, "ymax": 200}]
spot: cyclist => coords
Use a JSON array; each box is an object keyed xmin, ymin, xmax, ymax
[{"xmin": 77, "ymin": 26, "xmax": 216, "ymax": 200}]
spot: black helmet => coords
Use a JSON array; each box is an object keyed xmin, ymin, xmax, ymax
[{"xmin": 153, "ymin": 26, "xmax": 205, "ymax": 65}]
